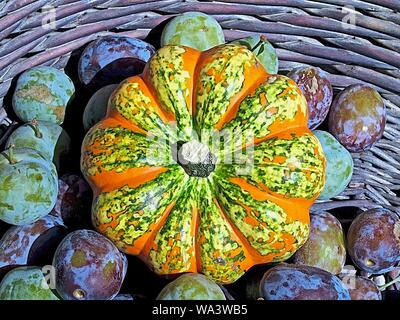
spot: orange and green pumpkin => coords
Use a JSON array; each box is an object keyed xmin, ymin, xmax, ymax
[{"xmin": 81, "ymin": 44, "xmax": 326, "ymax": 284}]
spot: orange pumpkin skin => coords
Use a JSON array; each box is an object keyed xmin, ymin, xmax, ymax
[{"xmin": 81, "ymin": 44, "xmax": 326, "ymax": 284}]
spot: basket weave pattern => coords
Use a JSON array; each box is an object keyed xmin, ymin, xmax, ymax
[{"xmin": 0, "ymin": 0, "xmax": 399, "ymax": 212}]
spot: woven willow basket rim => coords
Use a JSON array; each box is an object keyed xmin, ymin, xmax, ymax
[{"xmin": 0, "ymin": 0, "xmax": 399, "ymax": 214}]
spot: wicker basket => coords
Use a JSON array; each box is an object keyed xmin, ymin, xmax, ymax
[{"xmin": 0, "ymin": 0, "xmax": 399, "ymax": 215}]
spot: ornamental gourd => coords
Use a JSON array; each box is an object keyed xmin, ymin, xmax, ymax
[{"xmin": 81, "ymin": 44, "xmax": 326, "ymax": 284}]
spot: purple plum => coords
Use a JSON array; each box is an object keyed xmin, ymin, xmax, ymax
[
  {"xmin": 328, "ymin": 84, "xmax": 386, "ymax": 152},
  {"xmin": 347, "ymin": 208, "xmax": 400, "ymax": 274},
  {"xmin": 0, "ymin": 215, "xmax": 66, "ymax": 274},
  {"xmin": 78, "ymin": 36, "xmax": 155, "ymax": 88},
  {"xmin": 53, "ymin": 229, "xmax": 127, "ymax": 300},
  {"xmin": 260, "ymin": 264, "xmax": 351, "ymax": 300},
  {"xmin": 288, "ymin": 66, "xmax": 333, "ymax": 129}
]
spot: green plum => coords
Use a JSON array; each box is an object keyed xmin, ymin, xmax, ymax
[
  {"xmin": 5, "ymin": 120, "xmax": 71, "ymax": 170},
  {"xmin": 156, "ymin": 273, "xmax": 226, "ymax": 300},
  {"xmin": 13, "ymin": 66, "xmax": 74, "ymax": 124},
  {"xmin": 314, "ymin": 130, "xmax": 353, "ymax": 200},
  {"xmin": 161, "ymin": 12, "xmax": 225, "ymax": 51},
  {"xmin": 293, "ymin": 211, "xmax": 346, "ymax": 274},
  {"xmin": 0, "ymin": 266, "xmax": 59, "ymax": 300},
  {"xmin": 83, "ymin": 84, "xmax": 118, "ymax": 131},
  {"xmin": 231, "ymin": 35, "xmax": 278, "ymax": 74},
  {"xmin": 0, "ymin": 147, "xmax": 58, "ymax": 225}
]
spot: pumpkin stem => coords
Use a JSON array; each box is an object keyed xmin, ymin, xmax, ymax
[
  {"xmin": 28, "ymin": 119, "xmax": 43, "ymax": 138},
  {"xmin": 1, "ymin": 144, "xmax": 18, "ymax": 164},
  {"xmin": 173, "ymin": 140, "xmax": 216, "ymax": 178}
]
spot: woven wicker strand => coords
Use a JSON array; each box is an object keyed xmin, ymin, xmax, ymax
[{"xmin": 0, "ymin": 0, "xmax": 399, "ymax": 212}]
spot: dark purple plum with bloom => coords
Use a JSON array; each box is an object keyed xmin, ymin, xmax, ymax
[
  {"xmin": 328, "ymin": 84, "xmax": 386, "ymax": 152},
  {"xmin": 339, "ymin": 275, "xmax": 381, "ymax": 300},
  {"xmin": 53, "ymin": 229, "xmax": 127, "ymax": 300},
  {"xmin": 288, "ymin": 66, "xmax": 333, "ymax": 130},
  {"xmin": 260, "ymin": 264, "xmax": 351, "ymax": 300},
  {"xmin": 347, "ymin": 208, "xmax": 400, "ymax": 274},
  {"xmin": 78, "ymin": 36, "xmax": 155, "ymax": 88}
]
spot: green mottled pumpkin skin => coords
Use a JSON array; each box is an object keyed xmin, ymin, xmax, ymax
[
  {"xmin": 13, "ymin": 66, "xmax": 75, "ymax": 124},
  {"xmin": 156, "ymin": 273, "xmax": 226, "ymax": 300},
  {"xmin": 161, "ymin": 12, "xmax": 225, "ymax": 51},
  {"xmin": 5, "ymin": 121, "xmax": 71, "ymax": 169},
  {"xmin": 231, "ymin": 35, "xmax": 278, "ymax": 74},
  {"xmin": 0, "ymin": 148, "xmax": 58, "ymax": 225},
  {"xmin": 0, "ymin": 267, "xmax": 59, "ymax": 300},
  {"xmin": 314, "ymin": 130, "xmax": 353, "ymax": 200}
]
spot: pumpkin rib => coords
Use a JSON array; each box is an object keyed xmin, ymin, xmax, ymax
[
  {"xmin": 92, "ymin": 167, "xmax": 188, "ymax": 255},
  {"xmin": 142, "ymin": 45, "xmax": 201, "ymax": 138},
  {"xmin": 82, "ymin": 140, "xmax": 173, "ymax": 194},
  {"xmin": 210, "ymin": 196, "xmax": 256, "ymax": 279},
  {"xmin": 219, "ymin": 75, "xmax": 309, "ymax": 152},
  {"xmin": 107, "ymin": 75, "xmax": 174, "ymax": 136},
  {"xmin": 0, "ymin": 147, "xmax": 58, "ymax": 226},
  {"xmin": 216, "ymin": 128, "xmax": 325, "ymax": 196},
  {"xmin": 141, "ymin": 179, "xmax": 199, "ymax": 275},
  {"xmin": 217, "ymin": 125, "xmax": 312, "ymax": 162},
  {"xmin": 214, "ymin": 194, "xmax": 302, "ymax": 265},
  {"xmin": 127, "ymin": 200, "xmax": 177, "ymax": 256},
  {"xmin": 212, "ymin": 175, "xmax": 310, "ymax": 260},
  {"xmin": 194, "ymin": 44, "xmax": 268, "ymax": 131},
  {"xmin": 253, "ymin": 130, "xmax": 325, "ymax": 169},
  {"xmin": 194, "ymin": 205, "xmax": 202, "ymax": 275},
  {"xmin": 243, "ymin": 129, "xmax": 326, "ymax": 200},
  {"xmin": 227, "ymin": 177, "xmax": 312, "ymax": 224},
  {"xmin": 81, "ymin": 120, "xmax": 179, "ymax": 194},
  {"xmin": 249, "ymin": 163, "xmax": 325, "ymax": 200},
  {"xmin": 211, "ymin": 195, "xmax": 260, "ymax": 265},
  {"xmin": 252, "ymin": 126, "xmax": 316, "ymax": 150},
  {"xmin": 213, "ymin": 69, "xmax": 268, "ymax": 131},
  {"xmin": 181, "ymin": 46, "xmax": 202, "ymax": 116},
  {"xmin": 137, "ymin": 199, "xmax": 178, "ymax": 258},
  {"xmin": 196, "ymin": 180, "xmax": 250, "ymax": 283}
]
